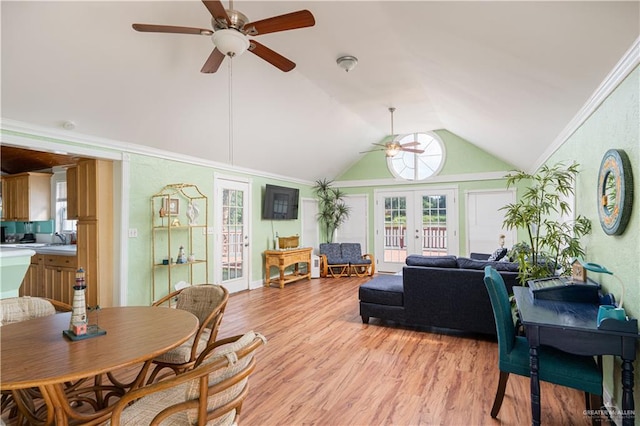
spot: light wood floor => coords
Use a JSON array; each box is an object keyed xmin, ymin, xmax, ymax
[
  {"xmin": 2, "ymin": 276, "xmax": 599, "ymax": 425},
  {"xmin": 218, "ymin": 275, "xmax": 595, "ymax": 426}
]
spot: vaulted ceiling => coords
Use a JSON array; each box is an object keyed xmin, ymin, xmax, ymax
[{"xmin": 2, "ymin": 1, "xmax": 638, "ymax": 182}]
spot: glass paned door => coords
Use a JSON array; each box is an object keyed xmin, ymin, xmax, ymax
[
  {"xmin": 215, "ymin": 177, "xmax": 250, "ymax": 293},
  {"xmin": 376, "ymin": 189, "xmax": 457, "ymax": 272},
  {"xmin": 383, "ymin": 195, "xmax": 408, "ymax": 264},
  {"xmin": 221, "ymin": 188, "xmax": 244, "ymax": 280}
]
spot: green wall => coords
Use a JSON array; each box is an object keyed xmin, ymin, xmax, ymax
[
  {"xmin": 544, "ymin": 66, "xmax": 639, "ymax": 411},
  {"xmin": 126, "ymin": 154, "xmax": 313, "ymax": 305},
  {"xmin": 336, "ymin": 129, "xmax": 519, "ymax": 256}
]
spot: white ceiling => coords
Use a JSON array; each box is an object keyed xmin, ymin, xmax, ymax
[{"xmin": 2, "ymin": 1, "xmax": 638, "ymax": 182}]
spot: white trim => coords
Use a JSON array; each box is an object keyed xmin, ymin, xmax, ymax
[
  {"xmin": 2, "ymin": 119, "xmax": 314, "ymax": 186},
  {"xmin": 336, "ymin": 171, "xmax": 507, "ymax": 188},
  {"xmin": 117, "ymin": 154, "xmax": 131, "ymax": 307},
  {"xmin": 213, "ymin": 173, "xmax": 252, "ymax": 294},
  {"xmin": 533, "ymin": 36, "xmax": 640, "ymax": 172}
]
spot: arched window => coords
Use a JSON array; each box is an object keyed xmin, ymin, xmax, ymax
[{"xmin": 387, "ymin": 132, "xmax": 445, "ymax": 181}]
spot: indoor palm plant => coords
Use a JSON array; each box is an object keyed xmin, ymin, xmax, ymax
[
  {"xmin": 312, "ymin": 178, "xmax": 350, "ymax": 243},
  {"xmin": 501, "ymin": 162, "xmax": 592, "ymax": 283}
]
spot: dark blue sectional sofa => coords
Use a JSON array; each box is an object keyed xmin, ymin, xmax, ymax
[{"xmin": 358, "ymin": 255, "xmax": 520, "ymax": 336}]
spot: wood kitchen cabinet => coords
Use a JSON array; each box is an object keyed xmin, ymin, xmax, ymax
[
  {"xmin": 1, "ymin": 172, "xmax": 52, "ymax": 221},
  {"xmin": 76, "ymin": 158, "xmax": 114, "ymax": 307},
  {"xmin": 20, "ymin": 254, "xmax": 77, "ymax": 306},
  {"xmin": 19, "ymin": 254, "xmax": 44, "ymax": 297},
  {"xmin": 66, "ymin": 166, "xmax": 78, "ymax": 219}
]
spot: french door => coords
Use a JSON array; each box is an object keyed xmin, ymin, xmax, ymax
[
  {"xmin": 214, "ymin": 176, "xmax": 250, "ymax": 293},
  {"xmin": 375, "ymin": 189, "xmax": 458, "ymax": 273}
]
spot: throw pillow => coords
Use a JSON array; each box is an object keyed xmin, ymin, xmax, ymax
[
  {"xmin": 488, "ymin": 248, "xmax": 508, "ymax": 262},
  {"xmin": 405, "ymin": 255, "xmax": 458, "ymax": 268}
]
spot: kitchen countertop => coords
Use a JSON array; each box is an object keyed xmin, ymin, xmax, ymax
[{"xmin": 0, "ymin": 243, "xmax": 77, "ymax": 256}]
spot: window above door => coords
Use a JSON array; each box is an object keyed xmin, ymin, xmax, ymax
[{"xmin": 387, "ymin": 132, "xmax": 445, "ymax": 181}]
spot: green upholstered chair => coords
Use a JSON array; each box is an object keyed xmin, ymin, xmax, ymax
[{"xmin": 483, "ymin": 266, "xmax": 603, "ymax": 422}]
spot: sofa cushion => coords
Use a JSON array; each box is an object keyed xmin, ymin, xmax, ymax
[
  {"xmin": 457, "ymin": 257, "xmax": 519, "ymax": 272},
  {"xmin": 319, "ymin": 243, "xmax": 347, "ymax": 265},
  {"xmin": 405, "ymin": 255, "xmax": 458, "ymax": 268},
  {"xmin": 488, "ymin": 248, "xmax": 508, "ymax": 261},
  {"xmin": 359, "ymin": 275, "xmax": 403, "ymax": 307}
]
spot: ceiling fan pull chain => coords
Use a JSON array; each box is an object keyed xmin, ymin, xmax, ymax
[{"xmin": 228, "ymin": 58, "xmax": 234, "ymax": 166}]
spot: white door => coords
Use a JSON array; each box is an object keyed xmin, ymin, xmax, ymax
[
  {"xmin": 301, "ymin": 197, "xmax": 319, "ymax": 254},
  {"xmin": 375, "ymin": 189, "xmax": 458, "ymax": 273},
  {"xmin": 214, "ymin": 176, "xmax": 250, "ymax": 293},
  {"xmin": 466, "ymin": 190, "xmax": 516, "ymax": 255},
  {"xmin": 336, "ymin": 194, "xmax": 369, "ymax": 251}
]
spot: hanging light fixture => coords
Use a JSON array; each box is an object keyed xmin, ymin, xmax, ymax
[
  {"xmin": 212, "ymin": 28, "xmax": 250, "ymax": 57},
  {"xmin": 385, "ymin": 107, "xmax": 400, "ymax": 157}
]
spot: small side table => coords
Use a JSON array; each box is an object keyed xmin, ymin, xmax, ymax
[{"xmin": 264, "ymin": 247, "xmax": 312, "ymax": 289}]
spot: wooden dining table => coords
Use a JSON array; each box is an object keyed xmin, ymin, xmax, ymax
[{"xmin": 1, "ymin": 306, "xmax": 198, "ymax": 425}]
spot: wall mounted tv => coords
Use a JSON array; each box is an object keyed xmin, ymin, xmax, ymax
[{"xmin": 262, "ymin": 184, "xmax": 299, "ymax": 220}]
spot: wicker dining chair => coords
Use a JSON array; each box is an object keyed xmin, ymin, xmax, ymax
[
  {"xmin": 0, "ymin": 297, "xmax": 72, "ymax": 420},
  {"xmin": 108, "ymin": 331, "xmax": 267, "ymax": 426},
  {"xmin": 146, "ymin": 284, "xmax": 229, "ymax": 384}
]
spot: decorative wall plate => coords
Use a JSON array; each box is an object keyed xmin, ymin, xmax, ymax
[{"xmin": 597, "ymin": 149, "xmax": 633, "ymax": 235}]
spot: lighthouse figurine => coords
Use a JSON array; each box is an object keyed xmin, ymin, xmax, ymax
[{"xmin": 69, "ymin": 267, "xmax": 88, "ymax": 336}]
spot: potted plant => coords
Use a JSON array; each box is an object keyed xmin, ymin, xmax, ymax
[
  {"xmin": 312, "ymin": 178, "xmax": 350, "ymax": 243},
  {"xmin": 501, "ymin": 162, "xmax": 592, "ymax": 283}
]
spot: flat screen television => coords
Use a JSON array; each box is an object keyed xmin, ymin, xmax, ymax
[{"xmin": 262, "ymin": 184, "xmax": 299, "ymax": 220}]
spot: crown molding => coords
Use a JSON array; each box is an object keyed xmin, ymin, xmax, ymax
[
  {"xmin": 533, "ymin": 36, "xmax": 640, "ymax": 171},
  {"xmin": 335, "ymin": 171, "xmax": 508, "ymax": 188},
  {"xmin": 1, "ymin": 118, "xmax": 314, "ymax": 186}
]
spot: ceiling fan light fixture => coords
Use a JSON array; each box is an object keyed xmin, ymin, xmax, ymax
[
  {"xmin": 385, "ymin": 143, "xmax": 401, "ymax": 157},
  {"xmin": 213, "ymin": 29, "xmax": 249, "ymax": 57},
  {"xmin": 337, "ymin": 55, "xmax": 358, "ymax": 72}
]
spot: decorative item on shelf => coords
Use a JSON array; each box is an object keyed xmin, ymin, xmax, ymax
[
  {"xmin": 186, "ymin": 201, "xmax": 200, "ymax": 225},
  {"xmin": 159, "ymin": 197, "xmax": 179, "ymax": 218},
  {"xmin": 187, "ymin": 253, "xmax": 196, "ymax": 263},
  {"xmin": 279, "ymin": 235, "xmax": 300, "ymax": 249},
  {"xmin": 571, "ymin": 259, "xmax": 587, "ymax": 282},
  {"xmin": 171, "ymin": 218, "xmax": 181, "ymax": 227},
  {"xmin": 176, "ymin": 246, "xmax": 186, "ymax": 264}
]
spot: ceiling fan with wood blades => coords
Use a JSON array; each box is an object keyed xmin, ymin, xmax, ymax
[
  {"xmin": 360, "ymin": 108, "xmax": 425, "ymax": 157},
  {"xmin": 132, "ymin": 0, "xmax": 315, "ymax": 73}
]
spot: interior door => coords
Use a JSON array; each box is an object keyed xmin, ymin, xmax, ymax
[
  {"xmin": 214, "ymin": 176, "xmax": 250, "ymax": 293},
  {"xmin": 375, "ymin": 189, "xmax": 457, "ymax": 272},
  {"xmin": 336, "ymin": 194, "xmax": 369, "ymax": 251}
]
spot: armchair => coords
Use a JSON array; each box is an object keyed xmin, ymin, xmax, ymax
[
  {"xmin": 319, "ymin": 243, "xmax": 375, "ymax": 277},
  {"xmin": 147, "ymin": 284, "xmax": 229, "ymax": 384},
  {"xmin": 340, "ymin": 243, "xmax": 375, "ymax": 277},
  {"xmin": 319, "ymin": 243, "xmax": 349, "ymax": 278},
  {"xmin": 108, "ymin": 331, "xmax": 267, "ymax": 426}
]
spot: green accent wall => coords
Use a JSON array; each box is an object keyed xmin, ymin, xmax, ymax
[
  {"xmin": 544, "ymin": 66, "xmax": 639, "ymax": 410},
  {"xmin": 338, "ymin": 129, "xmax": 515, "ymax": 181},
  {"xmin": 336, "ymin": 129, "xmax": 520, "ymax": 255}
]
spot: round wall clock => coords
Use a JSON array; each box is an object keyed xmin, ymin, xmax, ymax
[{"xmin": 597, "ymin": 149, "xmax": 634, "ymax": 235}]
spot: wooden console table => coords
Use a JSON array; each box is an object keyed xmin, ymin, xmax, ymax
[{"xmin": 264, "ymin": 247, "xmax": 312, "ymax": 289}]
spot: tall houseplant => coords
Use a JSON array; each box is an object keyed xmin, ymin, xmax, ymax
[
  {"xmin": 312, "ymin": 179, "xmax": 350, "ymax": 243},
  {"xmin": 501, "ymin": 162, "xmax": 592, "ymax": 283}
]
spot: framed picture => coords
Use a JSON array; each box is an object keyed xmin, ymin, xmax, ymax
[{"xmin": 160, "ymin": 198, "xmax": 179, "ymax": 217}]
